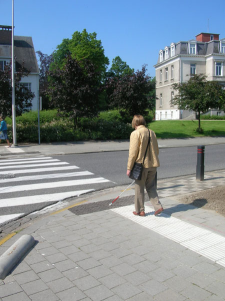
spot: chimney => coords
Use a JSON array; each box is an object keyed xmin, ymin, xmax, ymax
[
  {"xmin": 0, "ymin": 25, "xmax": 12, "ymax": 45},
  {"xmin": 196, "ymin": 32, "xmax": 220, "ymax": 42}
]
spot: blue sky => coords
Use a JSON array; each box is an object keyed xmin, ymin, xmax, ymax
[{"xmin": 2, "ymin": 0, "xmax": 225, "ymax": 76}]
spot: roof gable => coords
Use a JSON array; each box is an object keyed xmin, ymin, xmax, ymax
[
  {"xmin": 14, "ymin": 36, "xmax": 39, "ymax": 73},
  {"xmin": 0, "ymin": 29, "xmax": 39, "ymax": 74}
]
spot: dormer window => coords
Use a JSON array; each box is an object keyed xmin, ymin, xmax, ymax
[
  {"xmin": 221, "ymin": 42, "xmax": 225, "ymax": 54},
  {"xmin": 189, "ymin": 43, "xmax": 196, "ymax": 54},
  {"xmin": 159, "ymin": 50, "xmax": 163, "ymax": 62},
  {"xmin": 165, "ymin": 47, "xmax": 169, "ymax": 60},
  {"xmin": 171, "ymin": 43, "xmax": 175, "ymax": 57}
]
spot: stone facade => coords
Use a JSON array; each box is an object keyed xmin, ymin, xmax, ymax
[{"xmin": 154, "ymin": 33, "xmax": 225, "ymax": 120}]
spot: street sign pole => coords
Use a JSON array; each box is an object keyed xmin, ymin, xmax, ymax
[{"xmin": 12, "ymin": 0, "xmax": 17, "ymax": 146}]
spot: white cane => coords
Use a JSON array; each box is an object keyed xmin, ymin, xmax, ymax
[{"xmin": 109, "ymin": 180, "xmax": 135, "ymax": 206}]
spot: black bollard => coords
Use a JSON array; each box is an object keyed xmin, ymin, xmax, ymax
[{"xmin": 196, "ymin": 145, "xmax": 205, "ymax": 181}]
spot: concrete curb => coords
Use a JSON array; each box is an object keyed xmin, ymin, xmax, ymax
[{"xmin": 0, "ymin": 234, "xmax": 35, "ymax": 279}]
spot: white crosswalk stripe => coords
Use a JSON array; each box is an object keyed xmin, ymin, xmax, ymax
[
  {"xmin": 0, "ymin": 190, "xmax": 94, "ymax": 208},
  {"xmin": 0, "ymin": 159, "xmax": 60, "ymax": 166},
  {"xmin": 1, "ymin": 162, "xmax": 69, "ymax": 170},
  {"xmin": 0, "ymin": 171, "xmax": 93, "ymax": 183},
  {"xmin": 0, "ymin": 156, "xmax": 112, "ymax": 225},
  {"xmin": 0, "ymin": 213, "xmax": 24, "ymax": 224},
  {"xmin": 0, "ymin": 166, "xmax": 79, "ymax": 175},
  {"xmin": 0, "ymin": 178, "xmax": 110, "ymax": 194},
  {"xmin": 0, "ymin": 156, "xmax": 53, "ymax": 163}
]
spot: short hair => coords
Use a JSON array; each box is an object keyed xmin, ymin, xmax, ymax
[{"xmin": 131, "ymin": 115, "xmax": 146, "ymax": 129}]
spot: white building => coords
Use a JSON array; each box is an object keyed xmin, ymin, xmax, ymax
[
  {"xmin": 0, "ymin": 25, "xmax": 39, "ymax": 110},
  {"xmin": 154, "ymin": 32, "xmax": 225, "ymax": 120}
]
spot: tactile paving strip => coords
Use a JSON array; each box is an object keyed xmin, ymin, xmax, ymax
[
  {"xmin": 111, "ymin": 204, "xmax": 225, "ymax": 268},
  {"xmin": 157, "ymin": 175, "xmax": 225, "ymax": 198}
]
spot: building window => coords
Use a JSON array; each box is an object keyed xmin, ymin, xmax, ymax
[
  {"xmin": 171, "ymin": 91, "xmax": 174, "ymax": 101},
  {"xmin": 190, "ymin": 64, "xmax": 196, "ymax": 75},
  {"xmin": 165, "ymin": 47, "xmax": 169, "ymax": 60},
  {"xmin": 160, "ymin": 94, "xmax": 163, "ymax": 107},
  {"xmin": 159, "ymin": 51, "xmax": 163, "ymax": 62},
  {"xmin": 171, "ymin": 91, "xmax": 174, "ymax": 107},
  {"xmin": 190, "ymin": 43, "xmax": 196, "ymax": 54},
  {"xmin": 0, "ymin": 60, "xmax": 7, "ymax": 71},
  {"xmin": 210, "ymin": 35, "xmax": 214, "ymax": 40},
  {"xmin": 215, "ymin": 62, "xmax": 222, "ymax": 76},
  {"xmin": 20, "ymin": 83, "xmax": 32, "ymax": 92},
  {"xmin": 160, "ymin": 69, "xmax": 162, "ymax": 82},
  {"xmin": 171, "ymin": 44, "xmax": 175, "ymax": 57},
  {"xmin": 221, "ymin": 42, "xmax": 225, "ymax": 54},
  {"xmin": 171, "ymin": 65, "xmax": 174, "ymax": 79},
  {"xmin": 165, "ymin": 68, "xmax": 168, "ymax": 81}
]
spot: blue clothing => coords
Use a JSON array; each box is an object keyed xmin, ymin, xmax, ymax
[
  {"xmin": 1, "ymin": 130, "xmax": 8, "ymax": 140},
  {"xmin": 0, "ymin": 120, "xmax": 7, "ymax": 131}
]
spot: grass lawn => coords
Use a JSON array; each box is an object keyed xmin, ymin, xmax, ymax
[{"xmin": 148, "ymin": 120, "xmax": 225, "ymax": 139}]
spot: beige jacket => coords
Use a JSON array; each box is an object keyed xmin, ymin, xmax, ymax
[{"xmin": 127, "ymin": 125, "xmax": 160, "ymax": 170}]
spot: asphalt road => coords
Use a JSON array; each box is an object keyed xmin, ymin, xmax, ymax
[
  {"xmin": 1, "ymin": 144, "xmax": 225, "ymax": 230},
  {"xmin": 54, "ymin": 143, "xmax": 225, "ymax": 185}
]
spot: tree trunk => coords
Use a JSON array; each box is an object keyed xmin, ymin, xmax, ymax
[
  {"xmin": 74, "ymin": 115, "xmax": 77, "ymax": 131},
  {"xmin": 198, "ymin": 110, "xmax": 201, "ymax": 130}
]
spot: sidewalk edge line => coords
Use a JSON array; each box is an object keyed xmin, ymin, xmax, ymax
[
  {"xmin": 50, "ymin": 200, "xmax": 88, "ymax": 215},
  {"xmin": 0, "ymin": 233, "xmax": 16, "ymax": 246}
]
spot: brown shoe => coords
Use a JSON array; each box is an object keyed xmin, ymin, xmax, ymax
[
  {"xmin": 154, "ymin": 208, "xmax": 164, "ymax": 216},
  {"xmin": 133, "ymin": 211, "xmax": 140, "ymax": 216},
  {"xmin": 139, "ymin": 211, "xmax": 145, "ymax": 217}
]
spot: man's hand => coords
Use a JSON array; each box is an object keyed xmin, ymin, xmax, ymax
[{"xmin": 127, "ymin": 170, "xmax": 131, "ymax": 177}]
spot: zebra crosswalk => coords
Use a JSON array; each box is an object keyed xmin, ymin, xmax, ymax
[{"xmin": 0, "ymin": 156, "xmax": 112, "ymax": 226}]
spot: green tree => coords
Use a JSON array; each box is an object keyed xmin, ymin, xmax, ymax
[
  {"xmin": 109, "ymin": 56, "xmax": 134, "ymax": 77},
  {"xmin": 148, "ymin": 77, "xmax": 156, "ymax": 110},
  {"xmin": 106, "ymin": 65, "xmax": 154, "ymax": 117},
  {"xmin": 51, "ymin": 29, "xmax": 109, "ymax": 76},
  {"xmin": 47, "ymin": 56, "xmax": 102, "ymax": 129},
  {"xmin": 172, "ymin": 74, "xmax": 225, "ymax": 131},
  {"xmin": 101, "ymin": 57, "xmax": 134, "ymax": 111},
  {"xmin": 36, "ymin": 51, "xmax": 54, "ymax": 110},
  {"xmin": 0, "ymin": 63, "xmax": 34, "ymax": 117}
]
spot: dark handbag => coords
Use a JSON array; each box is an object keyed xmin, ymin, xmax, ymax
[{"xmin": 129, "ymin": 130, "xmax": 150, "ymax": 181}]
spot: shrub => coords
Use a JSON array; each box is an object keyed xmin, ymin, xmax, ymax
[
  {"xmin": 201, "ymin": 114, "xmax": 225, "ymax": 120},
  {"xmin": 4, "ymin": 109, "xmax": 151, "ymax": 143},
  {"xmin": 98, "ymin": 110, "xmax": 122, "ymax": 122},
  {"xmin": 144, "ymin": 110, "xmax": 154, "ymax": 124},
  {"xmin": 14, "ymin": 120, "xmax": 89, "ymax": 143},
  {"xmin": 15, "ymin": 109, "xmax": 63, "ymax": 125},
  {"xmin": 82, "ymin": 119, "xmax": 132, "ymax": 140}
]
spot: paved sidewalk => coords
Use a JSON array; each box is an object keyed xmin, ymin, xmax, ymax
[
  {"xmin": 0, "ymin": 136, "xmax": 225, "ymax": 157},
  {"xmin": 1, "ymin": 170, "xmax": 225, "ymax": 300}
]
